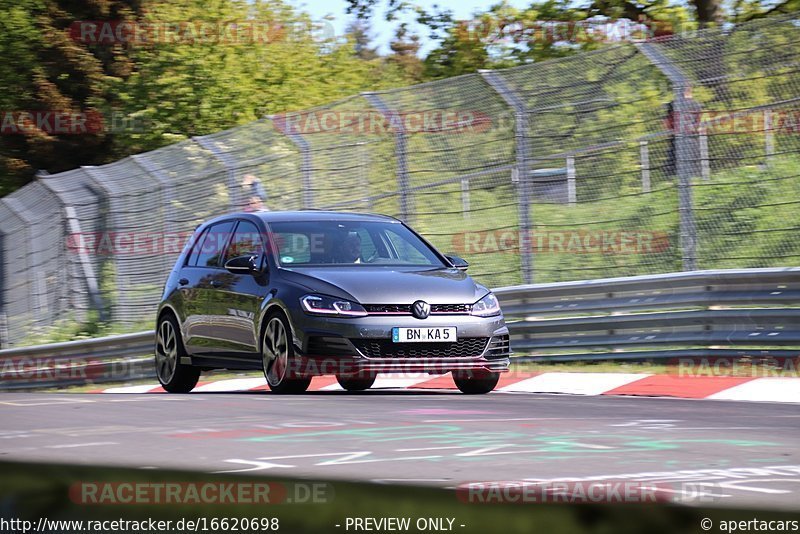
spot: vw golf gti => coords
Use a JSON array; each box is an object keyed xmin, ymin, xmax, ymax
[{"xmin": 154, "ymin": 211, "xmax": 511, "ymax": 394}]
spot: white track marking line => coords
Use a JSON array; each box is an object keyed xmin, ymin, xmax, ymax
[
  {"xmin": 46, "ymin": 442, "xmax": 118, "ymax": 449},
  {"xmin": 102, "ymin": 385, "xmax": 161, "ymax": 394}
]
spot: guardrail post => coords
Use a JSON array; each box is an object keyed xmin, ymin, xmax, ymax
[
  {"xmin": 479, "ymin": 70, "xmax": 533, "ymax": 284},
  {"xmin": 363, "ymin": 92, "xmax": 412, "ymax": 222},
  {"xmin": 639, "ymin": 140, "xmax": 651, "ymax": 192},
  {"xmin": 637, "ymin": 42, "xmax": 697, "ymax": 271},
  {"xmin": 192, "ymin": 136, "xmax": 241, "ymax": 210}
]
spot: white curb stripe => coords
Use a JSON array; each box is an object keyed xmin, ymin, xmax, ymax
[
  {"xmin": 500, "ymin": 372, "xmax": 650, "ymax": 395},
  {"xmin": 706, "ymin": 377, "xmax": 800, "ymax": 403},
  {"xmin": 193, "ymin": 378, "xmax": 268, "ymax": 392}
]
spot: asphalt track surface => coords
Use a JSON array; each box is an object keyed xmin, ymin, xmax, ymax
[{"xmin": 1, "ymin": 391, "xmax": 799, "ymax": 510}]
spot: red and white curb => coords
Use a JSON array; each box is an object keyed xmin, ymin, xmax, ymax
[{"xmin": 97, "ymin": 372, "xmax": 800, "ymax": 403}]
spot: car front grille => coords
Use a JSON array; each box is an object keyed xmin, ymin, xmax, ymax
[
  {"xmin": 351, "ymin": 337, "xmax": 489, "ymax": 359},
  {"xmin": 363, "ymin": 304, "xmax": 472, "ymax": 315},
  {"xmin": 485, "ymin": 334, "xmax": 511, "ymax": 360}
]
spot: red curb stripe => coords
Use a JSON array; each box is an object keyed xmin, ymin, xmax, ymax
[{"xmin": 604, "ymin": 375, "xmax": 757, "ymax": 399}]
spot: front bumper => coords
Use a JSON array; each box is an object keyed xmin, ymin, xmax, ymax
[{"xmin": 289, "ymin": 312, "xmax": 511, "ymax": 376}]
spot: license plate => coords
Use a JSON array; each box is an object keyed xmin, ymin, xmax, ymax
[{"xmin": 392, "ymin": 327, "xmax": 457, "ymax": 343}]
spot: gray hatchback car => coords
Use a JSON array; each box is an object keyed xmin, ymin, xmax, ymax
[{"xmin": 155, "ymin": 211, "xmax": 510, "ymax": 394}]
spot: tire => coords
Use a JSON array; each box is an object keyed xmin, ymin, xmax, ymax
[
  {"xmin": 336, "ymin": 373, "xmax": 377, "ymax": 392},
  {"xmin": 262, "ymin": 311, "xmax": 311, "ymax": 394},
  {"xmin": 452, "ymin": 370, "xmax": 500, "ymax": 394},
  {"xmin": 155, "ymin": 313, "xmax": 200, "ymax": 393}
]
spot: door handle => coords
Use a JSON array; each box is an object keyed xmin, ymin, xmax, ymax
[
  {"xmin": 178, "ymin": 278, "xmax": 189, "ymax": 286},
  {"xmin": 210, "ymin": 280, "xmax": 222, "ymax": 288}
]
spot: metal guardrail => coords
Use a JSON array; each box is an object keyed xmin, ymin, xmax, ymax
[
  {"xmin": 495, "ymin": 267, "xmax": 800, "ymax": 362},
  {"xmin": 1, "ymin": 268, "xmax": 798, "ymax": 389},
  {"xmin": 0, "ymin": 332, "xmax": 154, "ymax": 390}
]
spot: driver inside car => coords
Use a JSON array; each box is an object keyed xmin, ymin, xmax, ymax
[{"xmin": 335, "ymin": 232, "xmax": 362, "ymax": 263}]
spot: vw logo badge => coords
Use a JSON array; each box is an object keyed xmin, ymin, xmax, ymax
[{"xmin": 412, "ymin": 300, "xmax": 431, "ymax": 319}]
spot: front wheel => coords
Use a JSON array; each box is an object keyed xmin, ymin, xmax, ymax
[
  {"xmin": 452, "ymin": 370, "xmax": 500, "ymax": 394},
  {"xmin": 336, "ymin": 373, "xmax": 377, "ymax": 392},
  {"xmin": 155, "ymin": 314, "xmax": 200, "ymax": 393},
  {"xmin": 262, "ymin": 312, "xmax": 311, "ymax": 394}
]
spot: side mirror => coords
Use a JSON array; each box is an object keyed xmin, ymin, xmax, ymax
[
  {"xmin": 445, "ymin": 255, "xmax": 469, "ymax": 271},
  {"xmin": 224, "ymin": 255, "xmax": 264, "ymax": 275}
]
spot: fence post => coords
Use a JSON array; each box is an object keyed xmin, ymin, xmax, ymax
[
  {"xmin": 566, "ymin": 156, "xmax": 576, "ymax": 206},
  {"xmin": 640, "ymin": 140, "xmax": 651, "ymax": 192},
  {"xmin": 764, "ymin": 109, "xmax": 775, "ymax": 163},
  {"xmin": 2, "ymin": 197, "xmax": 42, "ymax": 324},
  {"xmin": 461, "ymin": 178, "xmax": 471, "ymax": 218},
  {"xmin": 699, "ymin": 125, "xmax": 710, "ymax": 180},
  {"xmin": 479, "ymin": 70, "xmax": 533, "ymax": 284},
  {"xmin": 268, "ymin": 115, "xmax": 314, "ymax": 209},
  {"xmin": 37, "ymin": 173, "xmax": 106, "ymax": 322},
  {"xmin": 192, "ymin": 136, "xmax": 240, "ymax": 210},
  {"xmin": 637, "ymin": 42, "xmax": 697, "ymax": 271},
  {"xmin": 362, "ymin": 92, "xmax": 412, "ymax": 223}
]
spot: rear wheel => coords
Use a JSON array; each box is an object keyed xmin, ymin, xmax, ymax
[
  {"xmin": 336, "ymin": 373, "xmax": 377, "ymax": 391},
  {"xmin": 155, "ymin": 314, "xmax": 200, "ymax": 393},
  {"xmin": 452, "ymin": 370, "xmax": 499, "ymax": 394},
  {"xmin": 262, "ymin": 312, "xmax": 311, "ymax": 394}
]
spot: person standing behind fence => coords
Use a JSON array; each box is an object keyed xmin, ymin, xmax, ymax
[{"xmin": 241, "ymin": 174, "xmax": 268, "ymax": 211}]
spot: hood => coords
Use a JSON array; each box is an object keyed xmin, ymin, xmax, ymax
[{"xmin": 279, "ymin": 266, "xmax": 488, "ymax": 305}]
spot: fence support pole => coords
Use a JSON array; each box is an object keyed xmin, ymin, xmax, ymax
[
  {"xmin": 2, "ymin": 198, "xmax": 43, "ymax": 325},
  {"xmin": 637, "ymin": 42, "xmax": 697, "ymax": 271},
  {"xmin": 461, "ymin": 178, "xmax": 471, "ymax": 218},
  {"xmin": 640, "ymin": 141, "xmax": 651, "ymax": 192},
  {"xmin": 37, "ymin": 173, "xmax": 105, "ymax": 322},
  {"xmin": 566, "ymin": 156, "xmax": 576, "ymax": 206},
  {"xmin": 480, "ymin": 70, "xmax": 533, "ymax": 284},
  {"xmin": 268, "ymin": 115, "xmax": 314, "ymax": 209},
  {"xmin": 362, "ymin": 92, "xmax": 412, "ymax": 223},
  {"xmin": 192, "ymin": 136, "xmax": 240, "ymax": 210},
  {"xmin": 699, "ymin": 125, "xmax": 710, "ymax": 180},
  {"xmin": 764, "ymin": 109, "xmax": 775, "ymax": 164}
]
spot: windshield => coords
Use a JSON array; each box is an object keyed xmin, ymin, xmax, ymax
[{"xmin": 268, "ymin": 220, "xmax": 446, "ymax": 268}]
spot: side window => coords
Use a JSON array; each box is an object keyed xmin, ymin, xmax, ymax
[
  {"xmin": 224, "ymin": 221, "xmax": 265, "ymax": 263},
  {"xmin": 186, "ymin": 228, "xmax": 209, "ymax": 267},
  {"xmin": 275, "ymin": 233, "xmax": 311, "ymax": 264},
  {"xmin": 356, "ymin": 228, "xmax": 377, "ymax": 260},
  {"xmin": 195, "ymin": 221, "xmax": 236, "ymax": 268},
  {"xmin": 384, "ymin": 229, "xmax": 430, "ymax": 264}
]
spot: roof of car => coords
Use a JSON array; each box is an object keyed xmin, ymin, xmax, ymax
[{"xmin": 204, "ymin": 210, "xmax": 400, "ymax": 226}]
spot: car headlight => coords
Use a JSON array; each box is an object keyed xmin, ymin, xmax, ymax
[
  {"xmin": 300, "ymin": 295, "xmax": 367, "ymax": 317},
  {"xmin": 471, "ymin": 292, "xmax": 501, "ymax": 317}
]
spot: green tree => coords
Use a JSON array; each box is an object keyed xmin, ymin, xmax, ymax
[{"xmin": 0, "ymin": 0, "xmax": 143, "ymax": 195}]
